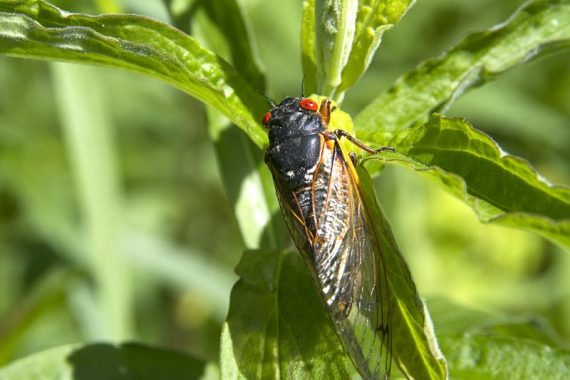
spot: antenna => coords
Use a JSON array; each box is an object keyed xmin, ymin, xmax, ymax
[
  {"xmin": 264, "ymin": 95, "xmax": 276, "ymax": 108},
  {"xmin": 301, "ymin": 74, "xmax": 308, "ymax": 97}
]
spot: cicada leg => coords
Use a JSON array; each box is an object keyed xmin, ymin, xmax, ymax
[
  {"xmin": 334, "ymin": 129, "xmax": 396, "ymax": 154},
  {"xmin": 349, "ymin": 152, "xmax": 358, "ymax": 166}
]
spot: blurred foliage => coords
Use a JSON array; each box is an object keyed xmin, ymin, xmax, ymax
[{"xmin": 0, "ymin": 0, "xmax": 568, "ymax": 378}]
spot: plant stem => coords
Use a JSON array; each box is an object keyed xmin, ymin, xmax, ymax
[{"xmin": 51, "ymin": 63, "xmax": 133, "ymax": 341}]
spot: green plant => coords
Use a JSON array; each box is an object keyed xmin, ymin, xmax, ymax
[{"xmin": 0, "ymin": 0, "xmax": 569, "ymax": 379}]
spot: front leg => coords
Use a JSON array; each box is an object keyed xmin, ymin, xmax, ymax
[{"xmin": 334, "ymin": 129, "xmax": 396, "ymax": 154}]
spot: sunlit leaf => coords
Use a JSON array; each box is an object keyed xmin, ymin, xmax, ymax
[
  {"xmin": 336, "ymin": 0, "xmax": 415, "ymax": 99},
  {"xmin": 355, "ymin": 0, "xmax": 570, "ymax": 141},
  {"xmin": 313, "ymin": 0, "xmax": 358, "ymax": 97},
  {"xmin": 0, "ymin": 0, "xmax": 268, "ymax": 147},
  {"xmin": 302, "ymin": 0, "xmax": 415, "ymax": 101},
  {"xmin": 206, "ymin": 110, "xmax": 286, "ymax": 249},
  {"xmin": 374, "ymin": 114, "xmax": 570, "ymax": 247}
]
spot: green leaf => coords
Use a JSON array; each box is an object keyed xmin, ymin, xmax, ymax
[
  {"xmin": 356, "ymin": 166, "xmax": 448, "ymax": 379},
  {"xmin": 378, "ymin": 114, "xmax": 570, "ymax": 247},
  {"xmin": 221, "ymin": 250, "xmax": 351, "ymax": 379},
  {"xmin": 181, "ymin": 0, "xmax": 286, "ymax": 250},
  {"xmin": 206, "ymin": 110, "xmax": 287, "ymax": 250},
  {"xmin": 355, "ymin": 0, "xmax": 570, "ymax": 140},
  {"xmin": 0, "ymin": 0, "xmax": 268, "ymax": 147},
  {"xmin": 313, "ymin": 0, "xmax": 358, "ymax": 97},
  {"xmin": 52, "ymin": 62, "xmax": 133, "ymax": 340},
  {"xmin": 428, "ymin": 298, "xmax": 568, "ymax": 348},
  {"xmin": 301, "ymin": 0, "xmax": 318, "ymax": 95},
  {"xmin": 336, "ymin": 0, "xmax": 415, "ymax": 99},
  {"xmin": 476, "ymin": 319, "xmax": 569, "ymax": 349},
  {"xmin": 166, "ymin": 0, "xmax": 266, "ymax": 91},
  {"xmin": 302, "ymin": 0, "xmax": 414, "ymax": 101},
  {"xmin": 0, "ymin": 343, "xmax": 208, "ymax": 380},
  {"xmin": 440, "ymin": 334, "xmax": 570, "ymax": 379}
]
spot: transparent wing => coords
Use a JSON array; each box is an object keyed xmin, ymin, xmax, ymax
[
  {"xmin": 314, "ymin": 143, "xmax": 392, "ymax": 379},
  {"xmin": 269, "ymin": 141, "xmax": 393, "ymax": 379}
]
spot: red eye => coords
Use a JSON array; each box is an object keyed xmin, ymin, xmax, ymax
[
  {"xmin": 262, "ymin": 111, "xmax": 272, "ymax": 126},
  {"xmin": 299, "ymin": 98, "xmax": 318, "ymax": 111}
]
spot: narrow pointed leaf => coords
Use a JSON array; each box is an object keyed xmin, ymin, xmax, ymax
[
  {"xmin": 198, "ymin": 0, "xmax": 266, "ymax": 91},
  {"xmin": 206, "ymin": 110, "xmax": 286, "ymax": 250},
  {"xmin": 336, "ymin": 0, "xmax": 415, "ymax": 98},
  {"xmin": 221, "ymin": 250, "xmax": 351, "ymax": 379},
  {"xmin": 378, "ymin": 114, "xmax": 570, "ymax": 247},
  {"xmin": 356, "ymin": 0, "xmax": 570, "ymax": 141},
  {"xmin": 301, "ymin": 0, "xmax": 318, "ymax": 95},
  {"xmin": 302, "ymin": 0, "xmax": 415, "ymax": 101},
  {"xmin": 313, "ymin": 0, "xmax": 359, "ymax": 97},
  {"xmin": 184, "ymin": 1, "xmax": 285, "ymax": 249},
  {"xmin": 53, "ymin": 62, "xmax": 132, "ymax": 340},
  {"xmin": 0, "ymin": 0, "xmax": 268, "ymax": 147},
  {"xmin": 356, "ymin": 166, "xmax": 448, "ymax": 379}
]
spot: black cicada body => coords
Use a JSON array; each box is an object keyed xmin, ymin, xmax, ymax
[{"xmin": 263, "ymin": 97, "xmax": 394, "ymax": 379}]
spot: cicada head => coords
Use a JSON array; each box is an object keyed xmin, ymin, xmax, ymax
[{"xmin": 263, "ymin": 97, "xmax": 326, "ymax": 147}]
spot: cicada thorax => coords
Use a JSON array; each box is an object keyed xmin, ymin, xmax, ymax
[
  {"xmin": 264, "ymin": 97, "xmax": 327, "ymax": 239},
  {"xmin": 264, "ymin": 98, "xmax": 325, "ymax": 187}
]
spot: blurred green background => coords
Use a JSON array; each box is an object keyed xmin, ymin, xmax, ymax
[{"xmin": 0, "ymin": 0, "xmax": 568, "ymax": 368}]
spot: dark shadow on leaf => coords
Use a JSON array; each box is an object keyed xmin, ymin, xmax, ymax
[
  {"xmin": 66, "ymin": 343, "xmax": 206, "ymax": 380},
  {"xmin": 226, "ymin": 249, "xmax": 350, "ymax": 378}
]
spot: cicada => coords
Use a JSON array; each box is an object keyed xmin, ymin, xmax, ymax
[{"xmin": 263, "ymin": 96, "xmax": 396, "ymax": 379}]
